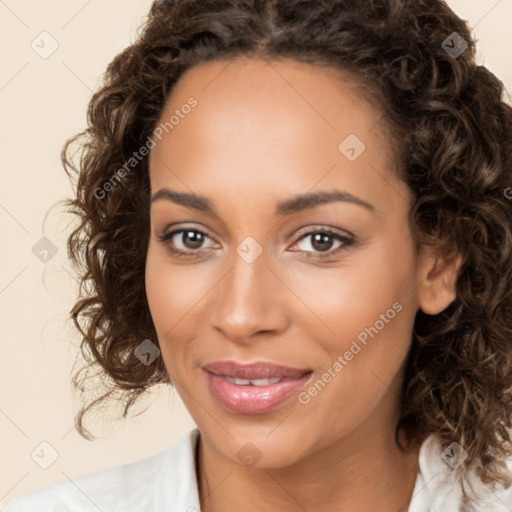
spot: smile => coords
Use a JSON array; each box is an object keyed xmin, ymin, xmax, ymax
[{"xmin": 202, "ymin": 361, "xmax": 313, "ymax": 414}]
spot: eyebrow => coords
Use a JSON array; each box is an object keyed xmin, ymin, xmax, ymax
[{"xmin": 150, "ymin": 188, "xmax": 375, "ymax": 215}]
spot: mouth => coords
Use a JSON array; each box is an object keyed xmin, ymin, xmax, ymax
[{"xmin": 203, "ymin": 360, "xmax": 313, "ymax": 414}]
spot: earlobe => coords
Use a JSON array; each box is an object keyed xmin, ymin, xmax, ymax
[{"xmin": 417, "ymin": 246, "xmax": 463, "ymax": 316}]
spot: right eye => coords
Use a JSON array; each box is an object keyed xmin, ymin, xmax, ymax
[{"xmin": 157, "ymin": 227, "xmax": 217, "ymax": 258}]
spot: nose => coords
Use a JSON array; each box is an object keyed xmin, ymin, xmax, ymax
[{"xmin": 211, "ymin": 248, "xmax": 289, "ymax": 344}]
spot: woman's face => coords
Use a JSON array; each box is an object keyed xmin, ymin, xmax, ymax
[{"xmin": 145, "ymin": 57, "xmax": 450, "ymax": 467}]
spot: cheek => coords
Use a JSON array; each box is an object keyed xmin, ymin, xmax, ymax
[
  {"xmin": 144, "ymin": 242, "xmax": 218, "ymax": 368},
  {"xmin": 145, "ymin": 241, "xmax": 207, "ymax": 324},
  {"xmin": 293, "ymin": 235, "xmax": 418, "ymax": 403},
  {"xmin": 306, "ymin": 238, "xmax": 417, "ymax": 410},
  {"xmin": 287, "ymin": 236, "xmax": 417, "ymax": 349},
  {"xmin": 145, "ymin": 247, "xmax": 176, "ymax": 333}
]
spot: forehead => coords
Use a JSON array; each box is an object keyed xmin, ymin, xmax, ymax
[{"xmin": 148, "ymin": 57, "xmax": 401, "ymax": 208}]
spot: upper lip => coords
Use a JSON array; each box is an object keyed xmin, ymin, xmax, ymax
[{"xmin": 203, "ymin": 361, "xmax": 312, "ymax": 379}]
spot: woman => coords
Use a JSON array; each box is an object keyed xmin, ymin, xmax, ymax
[{"xmin": 4, "ymin": 0, "xmax": 512, "ymax": 510}]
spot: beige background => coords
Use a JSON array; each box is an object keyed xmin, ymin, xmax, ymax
[{"xmin": 1, "ymin": 0, "xmax": 511, "ymax": 505}]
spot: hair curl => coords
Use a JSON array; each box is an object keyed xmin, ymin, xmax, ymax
[{"xmin": 61, "ymin": 0, "xmax": 512, "ymax": 495}]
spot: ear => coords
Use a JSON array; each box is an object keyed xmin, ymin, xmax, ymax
[{"xmin": 417, "ymin": 244, "xmax": 463, "ymax": 315}]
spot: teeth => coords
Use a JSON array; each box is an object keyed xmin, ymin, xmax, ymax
[
  {"xmin": 223, "ymin": 376, "xmax": 283, "ymax": 386},
  {"xmin": 232, "ymin": 378, "xmax": 250, "ymax": 385},
  {"xmin": 250, "ymin": 377, "xmax": 283, "ymax": 386}
]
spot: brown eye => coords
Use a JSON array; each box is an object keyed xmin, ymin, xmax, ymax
[
  {"xmin": 157, "ymin": 227, "xmax": 216, "ymax": 258},
  {"xmin": 310, "ymin": 233, "xmax": 336, "ymax": 252},
  {"xmin": 291, "ymin": 228, "xmax": 355, "ymax": 260},
  {"xmin": 178, "ymin": 230, "xmax": 206, "ymax": 250}
]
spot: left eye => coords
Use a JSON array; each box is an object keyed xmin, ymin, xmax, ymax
[{"xmin": 291, "ymin": 230, "xmax": 354, "ymax": 257}]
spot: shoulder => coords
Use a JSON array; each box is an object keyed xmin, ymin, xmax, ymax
[
  {"xmin": 1, "ymin": 429, "xmax": 201, "ymax": 512},
  {"xmin": 410, "ymin": 434, "xmax": 512, "ymax": 512}
]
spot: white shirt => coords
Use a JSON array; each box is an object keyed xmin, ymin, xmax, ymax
[{"xmin": 3, "ymin": 428, "xmax": 512, "ymax": 511}]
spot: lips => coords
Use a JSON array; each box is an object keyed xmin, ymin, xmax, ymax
[
  {"xmin": 203, "ymin": 360, "xmax": 313, "ymax": 414},
  {"xmin": 202, "ymin": 360, "xmax": 311, "ymax": 380}
]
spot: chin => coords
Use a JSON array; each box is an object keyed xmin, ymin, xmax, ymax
[{"xmin": 201, "ymin": 420, "xmax": 316, "ymax": 469}]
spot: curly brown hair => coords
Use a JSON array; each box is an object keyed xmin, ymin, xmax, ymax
[{"xmin": 61, "ymin": 0, "xmax": 512, "ymax": 493}]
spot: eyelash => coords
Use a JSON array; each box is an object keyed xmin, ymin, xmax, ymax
[{"xmin": 156, "ymin": 225, "xmax": 355, "ymax": 261}]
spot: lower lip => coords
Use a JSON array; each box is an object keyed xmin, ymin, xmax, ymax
[{"xmin": 204, "ymin": 370, "xmax": 312, "ymax": 414}]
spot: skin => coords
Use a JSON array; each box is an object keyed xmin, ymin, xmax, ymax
[{"xmin": 145, "ymin": 57, "xmax": 461, "ymax": 512}]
